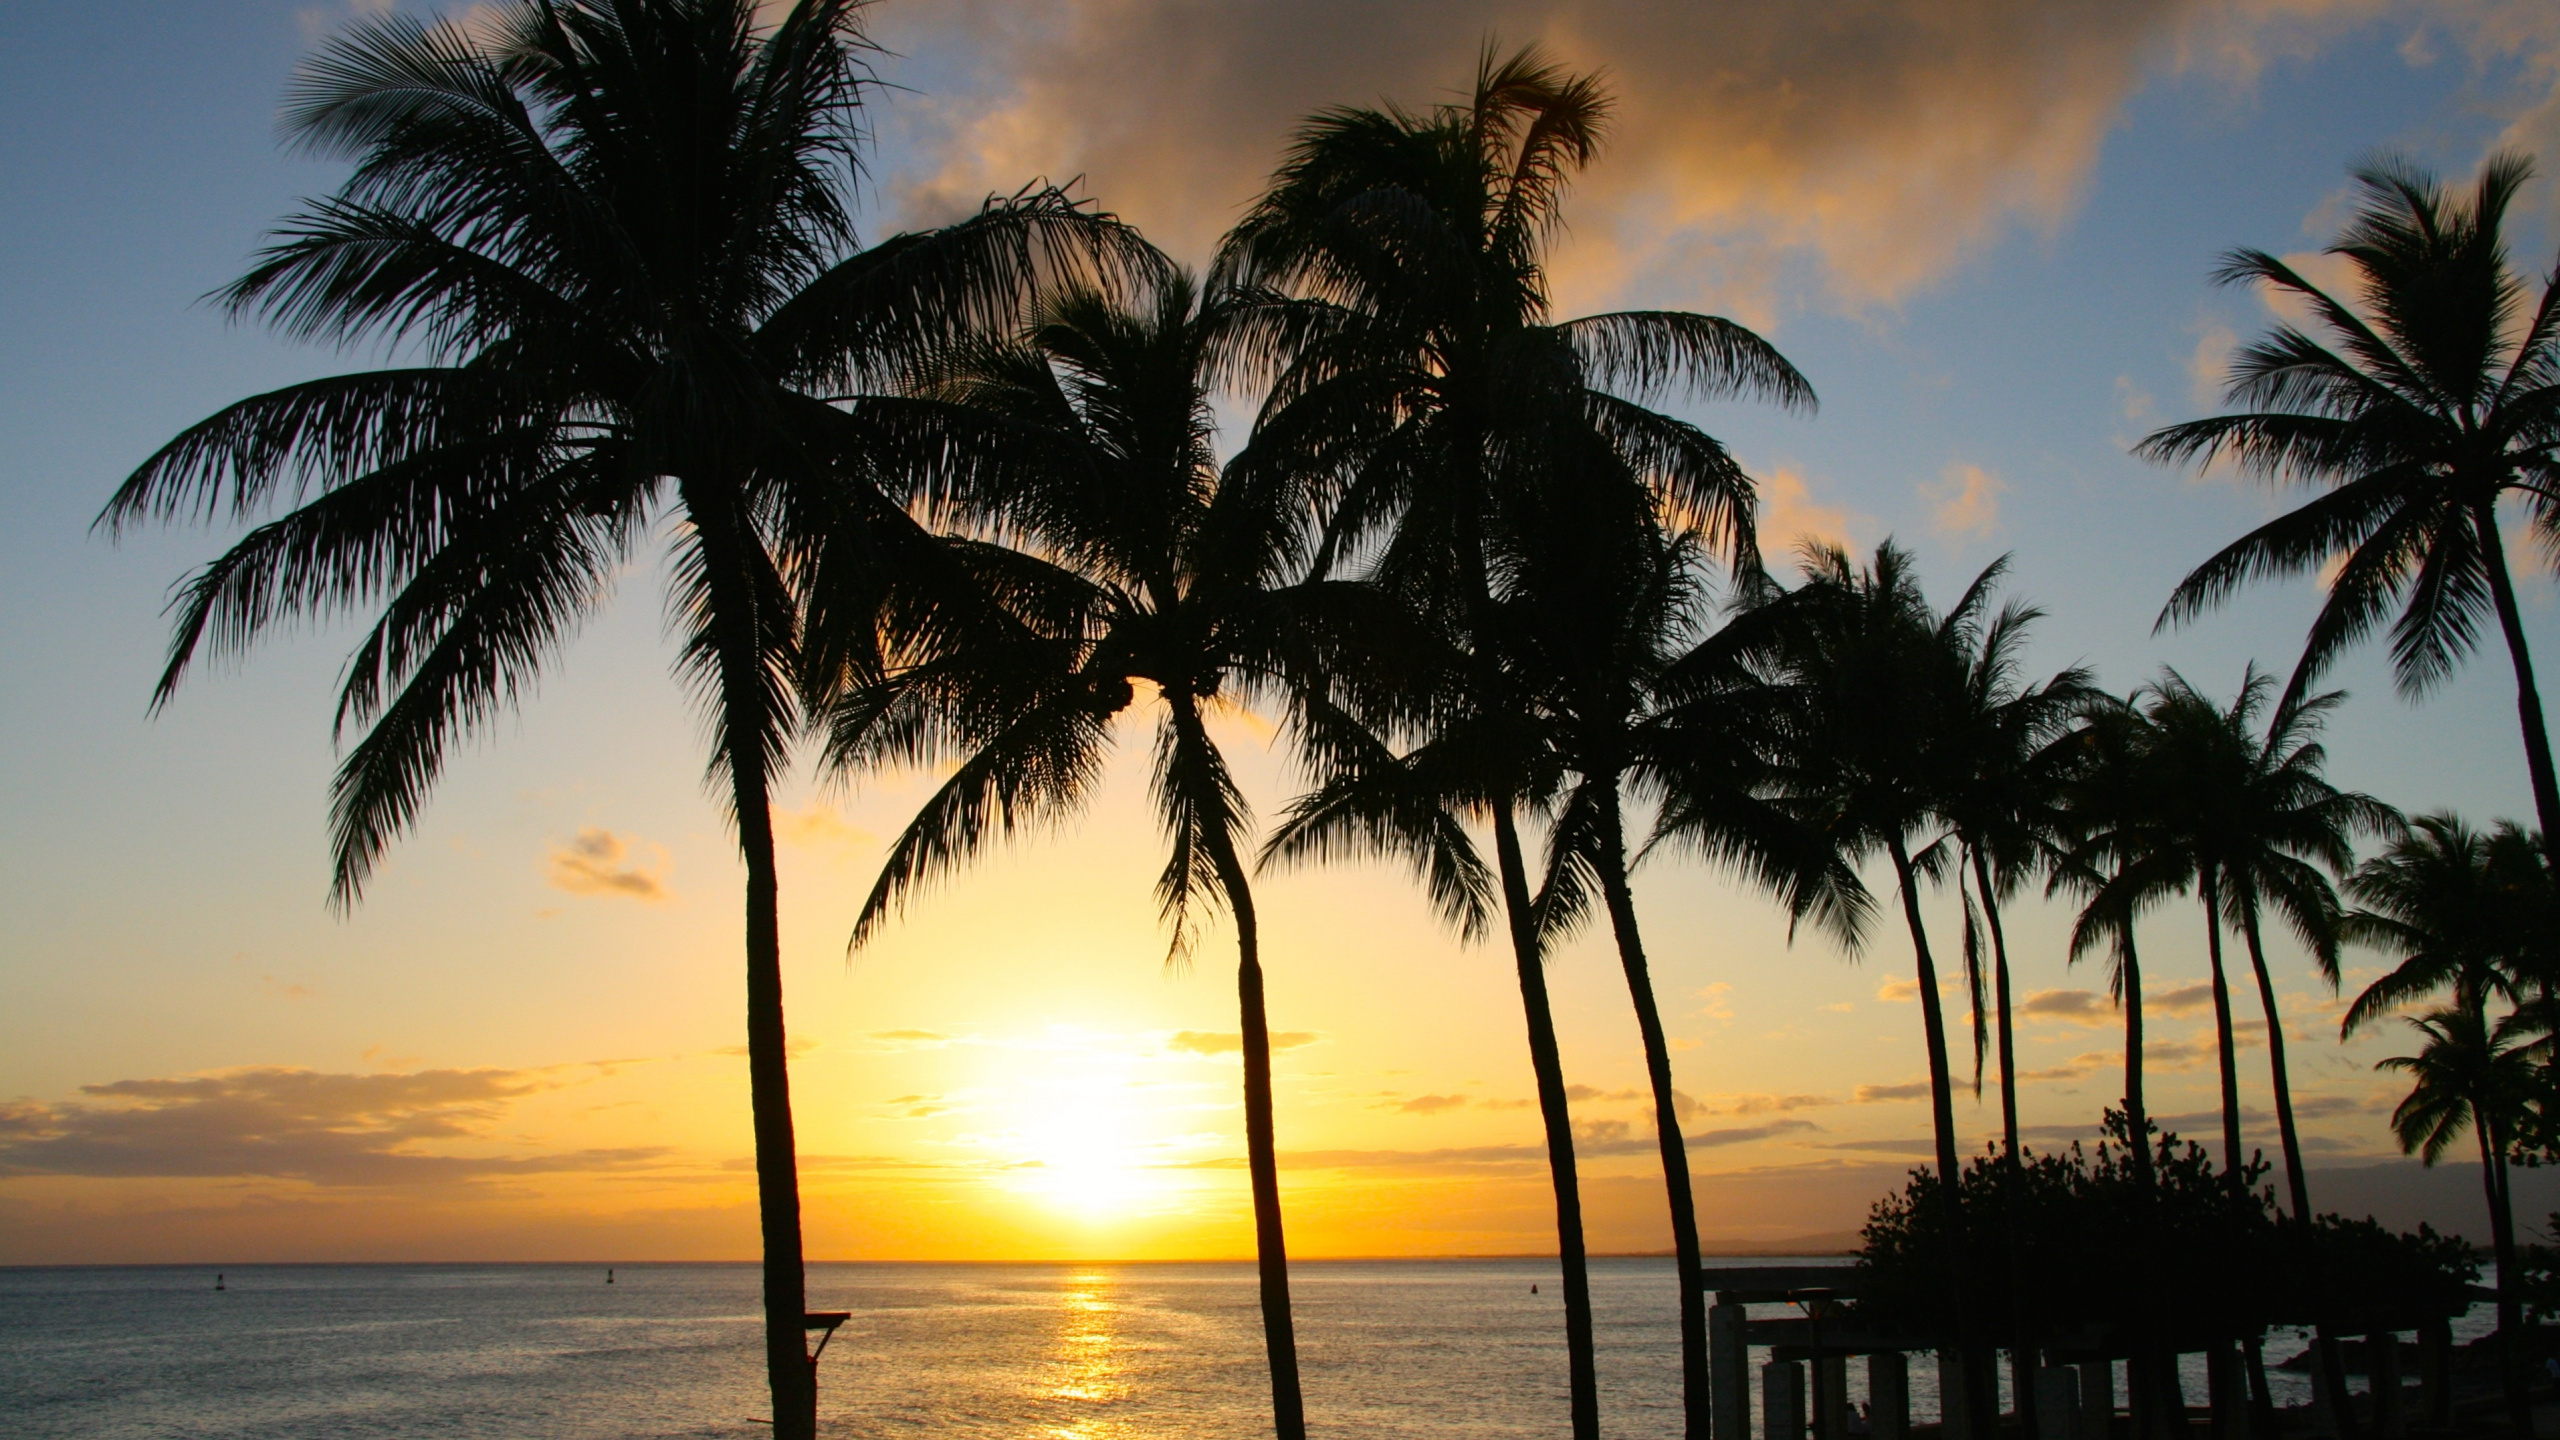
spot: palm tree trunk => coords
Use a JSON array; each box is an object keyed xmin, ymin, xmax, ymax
[
  {"xmin": 2481, "ymin": 1109, "xmax": 2533, "ymax": 1436},
  {"xmin": 1592, "ymin": 786, "xmax": 1708, "ymax": 1439},
  {"xmin": 736, "ymin": 771, "xmax": 816, "ymax": 1440},
  {"xmin": 2473, "ymin": 502, "xmax": 2560, "ymax": 872},
  {"xmin": 1199, "ymin": 815, "xmax": 1307, "ymax": 1440},
  {"xmin": 1885, "ymin": 834, "xmax": 1989, "ymax": 1439},
  {"xmin": 2200, "ymin": 870, "xmax": 2245, "ymax": 1182},
  {"xmin": 691, "ymin": 500, "xmax": 817, "ymax": 1440},
  {"xmin": 2238, "ymin": 901, "xmax": 2312, "ymax": 1220},
  {"xmin": 2119, "ymin": 922, "xmax": 2153, "ymax": 1191},
  {"xmin": 1970, "ymin": 849, "xmax": 2020, "ymax": 1163},
  {"xmin": 1494, "ymin": 802, "xmax": 1599, "ymax": 1440},
  {"xmin": 1886, "ymin": 835, "xmax": 1963, "ymax": 1186}
]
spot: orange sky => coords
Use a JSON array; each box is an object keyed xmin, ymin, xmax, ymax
[{"xmin": 9, "ymin": 0, "xmax": 2560, "ymax": 1264}]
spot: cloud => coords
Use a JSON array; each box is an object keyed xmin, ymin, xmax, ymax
[
  {"xmin": 546, "ymin": 829, "xmax": 669, "ymax": 902},
  {"xmin": 2018, "ymin": 1052, "xmax": 2116, "ymax": 1083},
  {"xmin": 865, "ymin": 1030, "xmax": 952, "ymax": 1047},
  {"xmin": 1398, "ymin": 1094, "xmax": 1471, "ymax": 1115},
  {"xmin": 772, "ymin": 806, "xmax": 876, "ymax": 852},
  {"xmin": 1689, "ymin": 1119, "xmax": 1822, "ymax": 1149},
  {"xmin": 1876, "ymin": 979, "xmax": 1922, "ymax": 1003},
  {"xmin": 1760, "ymin": 468, "xmax": 1863, "ymax": 560},
  {"xmin": 1167, "ymin": 1030, "xmax": 1320, "ymax": 1056},
  {"xmin": 2149, "ymin": 982, "xmax": 2217, "ymax": 1017},
  {"xmin": 2187, "ymin": 317, "xmax": 2241, "ymax": 406},
  {"xmin": 1566, "ymin": 1084, "xmax": 1642, "ymax": 1103},
  {"xmin": 876, "ymin": 0, "xmax": 2366, "ymax": 316},
  {"xmin": 2019, "ymin": 989, "xmax": 2113, "ymax": 1026},
  {"xmin": 1855, "ymin": 1080, "xmax": 1932, "ymax": 1103},
  {"xmin": 1924, "ymin": 462, "xmax": 2005, "ymax": 536},
  {"xmin": 1708, "ymin": 1093, "xmax": 1842, "ymax": 1117},
  {"xmin": 1819, "ymin": 1137, "xmax": 1941, "ymax": 1155},
  {"xmin": 0, "ymin": 1067, "xmax": 663, "ymax": 1188}
]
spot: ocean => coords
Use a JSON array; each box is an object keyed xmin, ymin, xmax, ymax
[{"xmin": 0, "ymin": 1257, "xmax": 2457, "ymax": 1437}]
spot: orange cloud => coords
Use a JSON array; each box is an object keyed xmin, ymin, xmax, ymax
[
  {"xmin": 1924, "ymin": 462, "xmax": 2005, "ymax": 537},
  {"xmin": 874, "ymin": 1, "xmax": 2547, "ymax": 316}
]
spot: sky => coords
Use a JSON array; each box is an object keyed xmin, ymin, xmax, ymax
[{"xmin": 7, "ymin": 0, "xmax": 2560, "ymax": 1265}]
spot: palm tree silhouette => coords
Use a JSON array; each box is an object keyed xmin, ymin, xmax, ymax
[
  {"xmin": 2128, "ymin": 670, "xmax": 2396, "ymax": 1208},
  {"xmin": 814, "ymin": 272, "xmax": 1373, "ymax": 1440},
  {"xmin": 96, "ymin": 6, "xmax": 1127, "ymax": 1433},
  {"xmin": 1766, "ymin": 541, "xmax": 1990, "ymax": 1193},
  {"xmin": 2049, "ymin": 695, "xmax": 2166, "ymax": 1190},
  {"xmin": 1930, "ymin": 580, "xmax": 2090, "ymax": 1161},
  {"xmin": 2141, "ymin": 153, "xmax": 2560, "ymax": 869},
  {"xmin": 2343, "ymin": 814, "xmax": 2548, "ymax": 1037},
  {"xmin": 1222, "ymin": 46, "xmax": 1808, "ymax": 1438},
  {"xmin": 2381, "ymin": 995, "xmax": 2539, "ymax": 1432},
  {"xmin": 1508, "ymin": 488, "xmax": 1855, "ymax": 1439}
]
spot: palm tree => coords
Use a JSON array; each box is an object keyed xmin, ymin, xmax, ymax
[
  {"xmin": 1508, "ymin": 491, "xmax": 1857, "ymax": 1439},
  {"xmin": 1764, "ymin": 541, "xmax": 1995, "ymax": 1193},
  {"xmin": 1221, "ymin": 46, "xmax": 1809, "ymax": 1439},
  {"xmin": 2141, "ymin": 153, "xmax": 2560, "ymax": 870},
  {"xmin": 2088, "ymin": 670, "xmax": 2391, "ymax": 1203},
  {"xmin": 2343, "ymin": 814, "xmax": 2548, "ymax": 1036},
  {"xmin": 1932, "ymin": 590, "xmax": 2091, "ymax": 1162},
  {"xmin": 2381, "ymin": 996, "xmax": 2539, "ymax": 1432},
  {"xmin": 96, "ymin": 6, "xmax": 1127, "ymax": 1433},
  {"xmin": 2154, "ymin": 671, "xmax": 2395, "ymax": 1214},
  {"xmin": 812, "ymin": 272, "xmax": 1372, "ymax": 1440},
  {"xmin": 2049, "ymin": 695, "xmax": 2167, "ymax": 1190}
]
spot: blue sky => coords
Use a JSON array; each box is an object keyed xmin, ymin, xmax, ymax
[{"xmin": 7, "ymin": 1, "xmax": 2560, "ymax": 1261}]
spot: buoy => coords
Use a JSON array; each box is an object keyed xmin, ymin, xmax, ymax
[
  {"xmin": 215, "ymin": 1274, "xmax": 226, "ymax": 1291},
  {"xmin": 607, "ymin": 1268, "xmax": 615, "ymax": 1284},
  {"xmin": 1530, "ymin": 1283, "xmax": 1538, "ymax": 1294}
]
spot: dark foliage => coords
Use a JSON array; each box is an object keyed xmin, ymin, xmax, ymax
[{"xmin": 1854, "ymin": 1112, "xmax": 2474, "ymax": 1346}]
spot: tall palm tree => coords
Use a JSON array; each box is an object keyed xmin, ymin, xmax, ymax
[
  {"xmin": 2087, "ymin": 670, "xmax": 2390, "ymax": 1201},
  {"xmin": 2049, "ymin": 695, "xmax": 2167, "ymax": 1190},
  {"xmin": 1509, "ymin": 495, "xmax": 1857, "ymax": 1439},
  {"xmin": 1932, "ymin": 590, "xmax": 2091, "ymax": 1161},
  {"xmin": 2381, "ymin": 996, "xmax": 2539, "ymax": 1433},
  {"xmin": 1221, "ymin": 46, "xmax": 1809, "ymax": 1439},
  {"xmin": 2152, "ymin": 671, "xmax": 2395, "ymax": 1213},
  {"xmin": 96, "ymin": 6, "xmax": 1126, "ymax": 1433},
  {"xmin": 1764, "ymin": 541, "xmax": 1994, "ymax": 1193},
  {"xmin": 813, "ymin": 273, "xmax": 1371, "ymax": 1440},
  {"xmin": 2141, "ymin": 153, "xmax": 2560, "ymax": 870}
]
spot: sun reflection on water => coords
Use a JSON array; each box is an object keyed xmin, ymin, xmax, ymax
[{"xmin": 1034, "ymin": 1271, "xmax": 1133, "ymax": 1437}]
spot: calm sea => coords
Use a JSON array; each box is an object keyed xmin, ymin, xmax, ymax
[{"xmin": 0, "ymin": 1256, "xmax": 2456, "ymax": 1437}]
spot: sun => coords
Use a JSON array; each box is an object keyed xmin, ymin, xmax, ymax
[{"xmin": 999, "ymin": 1045, "xmax": 1187, "ymax": 1221}]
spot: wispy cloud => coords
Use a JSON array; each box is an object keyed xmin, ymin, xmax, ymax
[
  {"xmin": 1855, "ymin": 1080, "xmax": 1932, "ymax": 1103},
  {"xmin": 0, "ymin": 1067, "xmax": 662, "ymax": 1187},
  {"xmin": 546, "ymin": 829, "xmax": 669, "ymax": 902}
]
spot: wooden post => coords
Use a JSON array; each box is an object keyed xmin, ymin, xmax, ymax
[
  {"xmin": 1765, "ymin": 1358, "xmax": 1806, "ymax": 1440},
  {"xmin": 2075, "ymin": 1362, "xmax": 2115, "ymax": 1440},
  {"xmin": 1869, "ymin": 1351, "xmax": 1911, "ymax": 1440},
  {"xmin": 1712, "ymin": 1302, "xmax": 1750, "ymax": 1440},
  {"xmin": 2367, "ymin": 1332, "xmax": 2402, "ymax": 1439},
  {"xmin": 2034, "ymin": 1365, "xmax": 2081, "ymax": 1440},
  {"xmin": 1938, "ymin": 1350, "xmax": 1970, "ymax": 1439},
  {"xmin": 1815, "ymin": 1356, "xmax": 1849, "ymax": 1440},
  {"xmin": 2418, "ymin": 1317, "xmax": 2452, "ymax": 1430},
  {"xmin": 2206, "ymin": 1344, "xmax": 2246, "ymax": 1440}
]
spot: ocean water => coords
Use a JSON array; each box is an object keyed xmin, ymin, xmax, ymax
[{"xmin": 0, "ymin": 1257, "xmax": 2493, "ymax": 1438}]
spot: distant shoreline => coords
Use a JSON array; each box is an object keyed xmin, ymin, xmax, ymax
[{"xmin": 1, "ymin": 1249, "xmax": 1861, "ymax": 1271}]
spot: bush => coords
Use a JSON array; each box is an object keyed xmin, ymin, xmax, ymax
[{"xmin": 1851, "ymin": 1112, "xmax": 2473, "ymax": 1346}]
